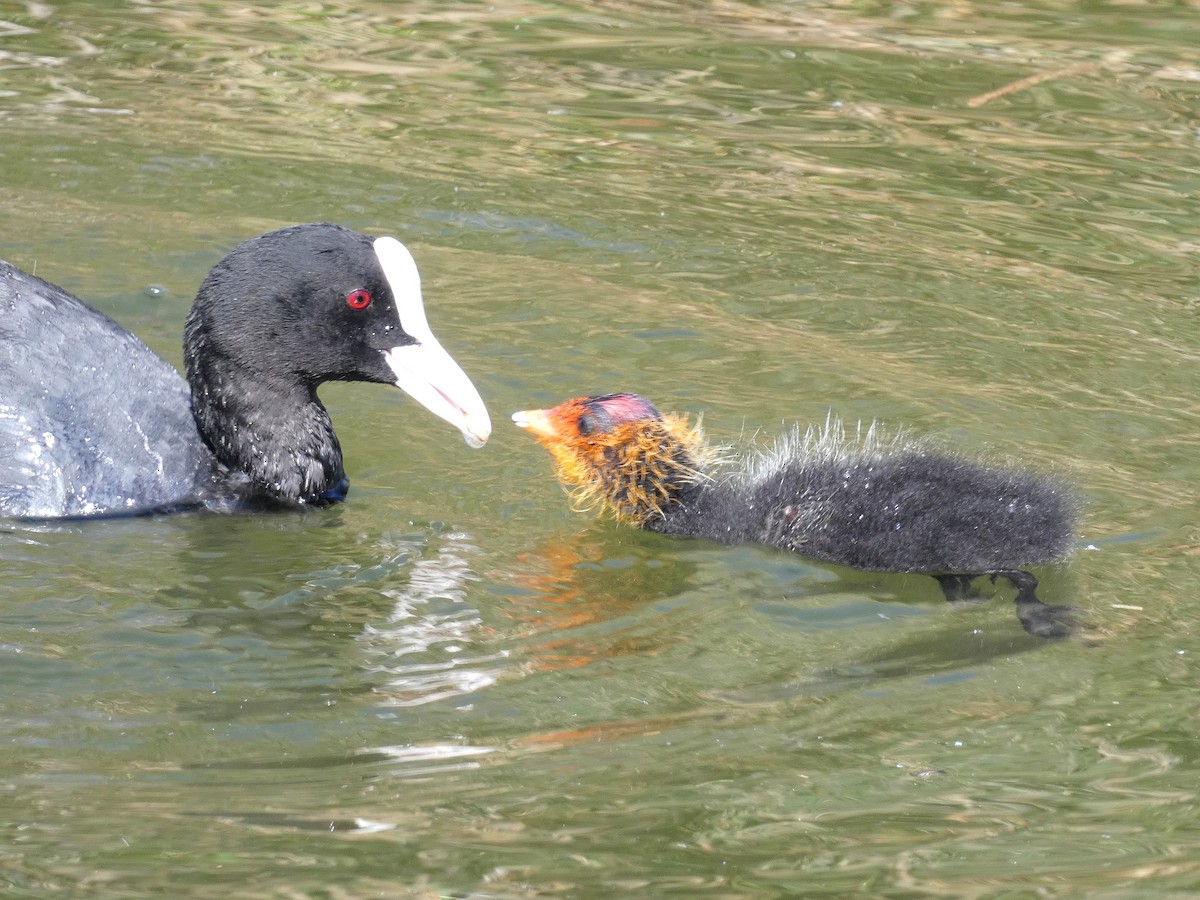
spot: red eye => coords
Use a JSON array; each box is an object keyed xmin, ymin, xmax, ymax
[{"xmin": 346, "ymin": 289, "xmax": 372, "ymax": 310}]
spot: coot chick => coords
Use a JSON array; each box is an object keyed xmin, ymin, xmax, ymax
[
  {"xmin": 0, "ymin": 223, "xmax": 491, "ymax": 518},
  {"xmin": 513, "ymin": 393, "xmax": 1079, "ymax": 638}
]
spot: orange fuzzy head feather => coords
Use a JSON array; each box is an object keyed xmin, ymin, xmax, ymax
[{"xmin": 513, "ymin": 393, "xmax": 711, "ymax": 526}]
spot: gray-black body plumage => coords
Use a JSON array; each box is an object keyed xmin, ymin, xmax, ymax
[
  {"xmin": 654, "ymin": 449, "xmax": 1075, "ymax": 575},
  {"xmin": 0, "ymin": 262, "xmax": 221, "ymax": 517}
]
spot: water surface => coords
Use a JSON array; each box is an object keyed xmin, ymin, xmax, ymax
[{"xmin": 1, "ymin": 1, "xmax": 1198, "ymax": 895}]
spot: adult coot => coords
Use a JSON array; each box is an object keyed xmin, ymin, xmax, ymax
[
  {"xmin": 0, "ymin": 223, "xmax": 491, "ymax": 518},
  {"xmin": 513, "ymin": 392, "xmax": 1080, "ymax": 638}
]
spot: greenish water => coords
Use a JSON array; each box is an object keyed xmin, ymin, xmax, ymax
[{"xmin": 1, "ymin": 1, "xmax": 1198, "ymax": 896}]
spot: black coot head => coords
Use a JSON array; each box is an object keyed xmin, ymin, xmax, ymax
[
  {"xmin": 189, "ymin": 225, "xmax": 394, "ymax": 383},
  {"xmin": 182, "ymin": 223, "xmax": 489, "ymax": 504},
  {"xmin": 184, "ymin": 222, "xmax": 490, "ymax": 448}
]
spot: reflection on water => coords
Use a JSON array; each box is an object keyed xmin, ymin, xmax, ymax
[
  {"xmin": 368, "ymin": 741, "xmax": 497, "ymax": 783},
  {"xmin": 359, "ymin": 529, "xmax": 508, "ymax": 708}
]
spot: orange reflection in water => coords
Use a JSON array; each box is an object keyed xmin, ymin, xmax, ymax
[{"xmin": 499, "ymin": 532, "xmax": 694, "ymax": 675}]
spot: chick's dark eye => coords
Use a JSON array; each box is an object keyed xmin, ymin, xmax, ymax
[
  {"xmin": 576, "ymin": 414, "xmax": 594, "ymax": 436},
  {"xmin": 346, "ymin": 289, "xmax": 372, "ymax": 310}
]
